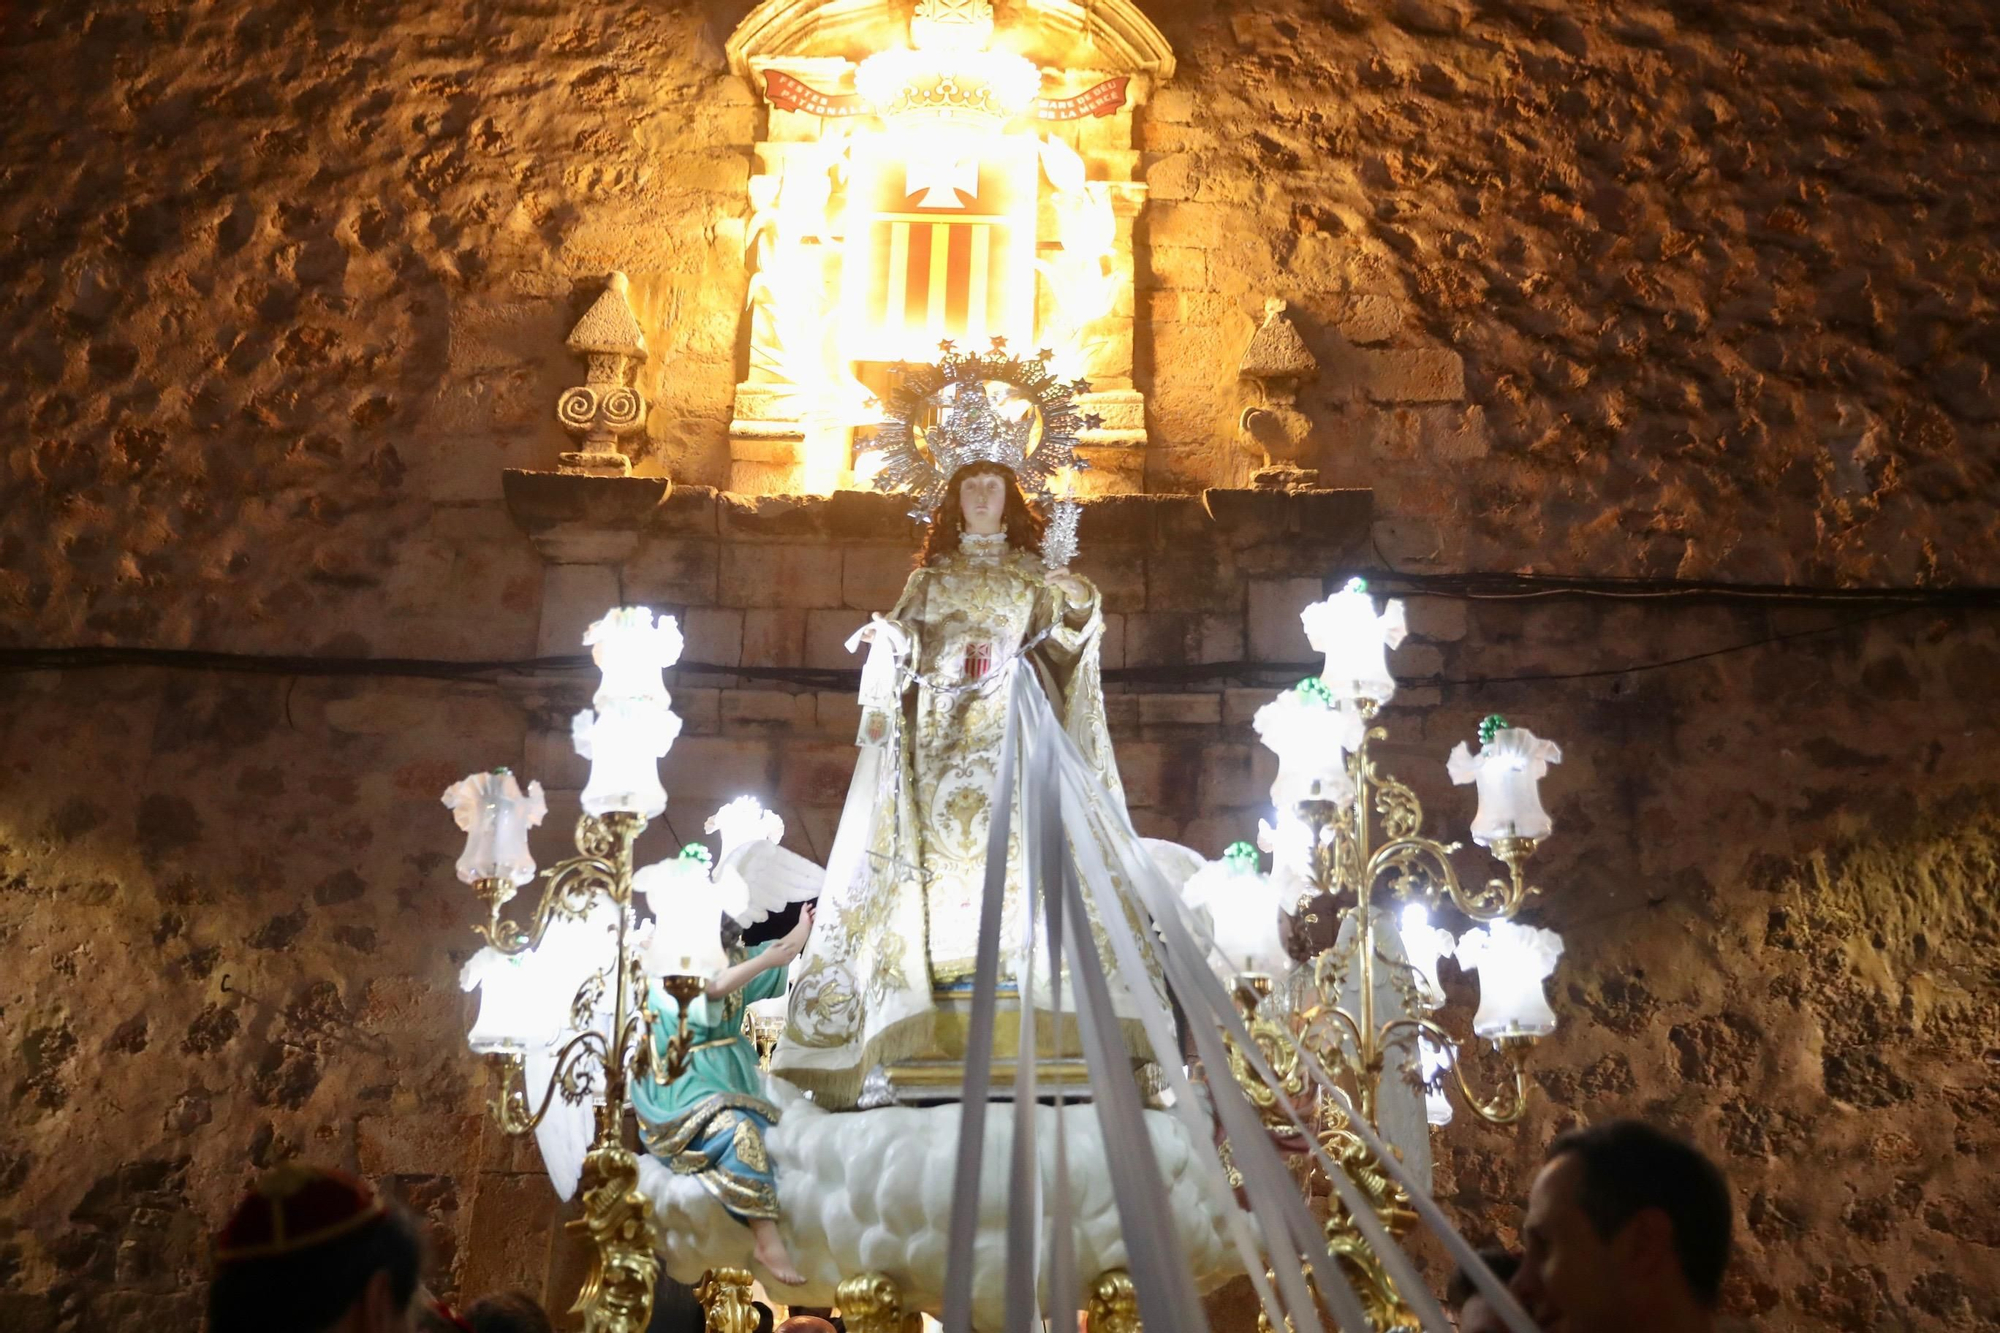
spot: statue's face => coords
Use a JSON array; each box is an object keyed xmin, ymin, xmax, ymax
[{"xmin": 959, "ymin": 472, "xmax": 1008, "ymax": 535}]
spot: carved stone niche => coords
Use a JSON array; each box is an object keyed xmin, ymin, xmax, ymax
[{"xmin": 723, "ymin": 0, "xmax": 1174, "ymax": 495}]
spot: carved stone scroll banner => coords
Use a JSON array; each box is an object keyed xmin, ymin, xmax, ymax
[
  {"xmin": 764, "ymin": 71, "xmax": 868, "ymax": 115},
  {"xmin": 1035, "ymin": 77, "xmax": 1131, "ymax": 119}
]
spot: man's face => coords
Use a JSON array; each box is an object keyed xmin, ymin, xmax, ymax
[
  {"xmin": 1512, "ymin": 1153, "xmax": 1627, "ymax": 1333},
  {"xmin": 959, "ymin": 472, "xmax": 1008, "ymax": 534},
  {"xmin": 1458, "ymin": 1293, "xmax": 1508, "ymax": 1333}
]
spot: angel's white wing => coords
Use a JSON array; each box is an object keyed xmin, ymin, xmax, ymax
[
  {"xmin": 525, "ymin": 908, "xmax": 620, "ymax": 1202},
  {"xmin": 1141, "ymin": 838, "xmax": 1207, "ymax": 893},
  {"xmin": 715, "ymin": 840, "xmax": 824, "ymax": 926},
  {"xmin": 527, "ymin": 1032, "xmax": 598, "ymax": 1202}
]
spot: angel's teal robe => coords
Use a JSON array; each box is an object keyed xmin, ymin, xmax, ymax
[{"xmin": 632, "ymin": 943, "xmax": 787, "ymax": 1222}]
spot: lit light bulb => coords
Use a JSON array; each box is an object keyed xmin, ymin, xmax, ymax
[
  {"xmin": 1419, "ymin": 1037, "xmax": 1454, "ymax": 1127},
  {"xmin": 1397, "ymin": 902, "xmax": 1455, "ymax": 1011}
]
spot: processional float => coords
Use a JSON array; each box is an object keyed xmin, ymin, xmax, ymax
[{"xmin": 446, "ymin": 343, "xmax": 1564, "ymax": 1333}]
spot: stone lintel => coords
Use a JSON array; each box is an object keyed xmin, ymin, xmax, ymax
[
  {"xmin": 504, "ymin": 477, "xmax": 1370, "ymax": 572},
  {"xmin": 502, "ymin": 469, "xmax": 672, "ymax": 564}
]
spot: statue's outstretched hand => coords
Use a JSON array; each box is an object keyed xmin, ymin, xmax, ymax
[
  {"xmin": 1048, "ymin": 571, "xmax": 1091, "ymax": 607},
  {"xmin": 771, "ymin": 904, "xmax": 815, "ymax": 964},
  {"xmin": 856, "ymin": 614, "xmax": 908, "ymax": 652}
]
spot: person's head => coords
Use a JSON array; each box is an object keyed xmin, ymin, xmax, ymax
[
  {"xmin": 464, "ymin": 1291, "xmax": 554, "ymax": 1333},
  {"xmin": 920, "ymin": 461, "xmax": 1045, "ymax": 564},
  {"xmin": 776, "ymin": 1318, "xmax": 837, "ymax": 1333},
  {"xmin": 1513, "ymin": 1120, "xmax": 1733, "ymax": 1333},
  {"xmin": 208, "ymin": 1164, "xmax": 424, "ymax": 1333},
  {"xmin": 414, "ymin": 1294, "xmax": 474, "ymax": 1333},
  {"xmin": 1446, "ymin": 1249, "xmax": 1520, "ymax": 1333},
  {"xmin": 753, "ymin": 1302, "xmax": 776, "ymax": 1333}
]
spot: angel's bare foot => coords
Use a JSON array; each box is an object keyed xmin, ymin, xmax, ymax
[{"xmin": 751, "ymin": 1218, "xmax": 804, "ymax": 1286}]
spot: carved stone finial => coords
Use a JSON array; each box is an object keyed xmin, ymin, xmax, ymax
[
  {"xmin": 1238, "ymin": 298, "xmax": 1318, "ymax": 388},
  {"xmin": 1238, "ymin": 297, "xmax": 1319, "ymax": 486},
  {"xmin": 568, "ymin": 272, "xmax": 649, "ymax": 360},
  {"xmin": 557, "ymin": 272, "xmax": 650, "ymax": 478}
]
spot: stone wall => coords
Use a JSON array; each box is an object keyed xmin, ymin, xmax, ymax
[
  {"xmin": 5, "ymin": 487, "xmax": 1999, "ymax": 1330},
  {"xmin": 3, "ymin": 0, "xmax": 1999, "ymax": 1330},
  {"xmin": 4, "ymin": 0, "xmax": 1997, "ymax": 659}
]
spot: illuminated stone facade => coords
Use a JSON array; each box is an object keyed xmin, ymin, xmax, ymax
[
  {"xmin": 724, "ymin": 0, "xmax": 1167, "ymax": 493},
  {"xmin": 2, "ymin": 2, "xmax": 1998, "ymax": 1331}
]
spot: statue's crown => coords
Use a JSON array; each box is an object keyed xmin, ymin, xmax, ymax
[
  {"xmin": 854, "ymin": 0, "xmax": 1039, "ymax": 129},
  {"xmin": 925, "ymin": 380, "xmax": 1037, "ymax": 478}
]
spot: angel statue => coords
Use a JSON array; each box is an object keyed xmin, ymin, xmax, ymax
[
  {"xmin": 632, "ymin": 900, "xmax": 817, "ymax": 1286},
  {"xmin": 770, "ymin": 344, "xmax": 1173, "ymax": 1106}
]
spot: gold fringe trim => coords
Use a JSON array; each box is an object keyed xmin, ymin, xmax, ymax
[
  {"xmin": 771, "ymin": 1008, "xmax": 939, "ymax": 1109},
  {"xmin": 771, "ymin": 1007, "xmax": 1159, "ymax": 1110}
]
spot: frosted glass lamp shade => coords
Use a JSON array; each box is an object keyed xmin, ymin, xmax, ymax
[
  {"xmin": 636, "ymin": 855, "xmax": 731, "ymax": 979},
  {"xmin": 1183, "ymin": 854, "xmax": 1286, "ymax": 976},
  {"xmin": 705, "ymin": 796, "xmax": 784, "ymax": 862},
  {"xmin": 1300, "ymin": 579, "xmax": 1407, "ymax": 706},
  {"xmin": 584, "ymin": 607, "xmax": 683, "ymax": 713},
  {"xmin": 1447, "ymin": 726, "xmax": 1563, "ymax": 844},
  {"xmin": 573, "ymin": 701, "xmax": 680, "ymax": 819},
  {"xmin": 458, "ymin": 904, "xmax": 617, "ymax": 1055},
  {"xmin": 1252, "ymin": 687, "xmax": 1363, "ymax": 808},
  {"xmin": 1456, "ymin": 920, "xmax": 1563, "ymax": 1039},
  {"xmin": 442, "ymin": 770, "xmax": 547, "ymax": 886},
  {"xmin": 461, "ymin": 952, "xmax": 548, "ymax": 1055}
]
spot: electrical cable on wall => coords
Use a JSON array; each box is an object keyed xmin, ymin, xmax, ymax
[{"xmin": 0, "ymin": 576, "xmax": 1986, "ymax": 690}]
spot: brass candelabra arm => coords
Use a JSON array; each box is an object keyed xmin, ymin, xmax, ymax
[
  {"xmin": 486, "ymin": 1028, "xmax": 612, "ymax": 1134},
  {"xmin": 1381, "ymin": 1017, "xmax": 1534, "ymax": 1126},
  {"xmin": 1447, "ymin": 835, "xmax": 1543, "ymax": 922},
  {"xmin": 642, "ymin": 974, "xmax": 706, "ymax": 1085},
  {"xmin": 1226, "ymin": 973, "xmax": 1310, "ymax": 1128},
  {"xmin": 1365, "ymin": 832, "xmax": 1466, "ymax": 911},
  {"xmin": 1298, "ymin": 999, "xmax": 1367, "ymax": 1070},
  {"xmin": 475, "ymin": 814, "xmax": 647, "ymax": 955},
  {"xmin": 476, "ymin": 857, "xmax": 615, "ymax": 956}
]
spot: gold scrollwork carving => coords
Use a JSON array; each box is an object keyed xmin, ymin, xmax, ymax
[
  {"xmin": 1088, "ymin": 1269, "xmax": 1142, "ymax": 1333},
  {"xmin": 696, "ymin": 1267, "xmax": 759, "ymax": 1333},
  {"xmin": 569, "ymin": 1145, "xmax": 662, "ymax": 1333},
  {"xmin": 835, "ymin": 1273, "xmax": 921, "ymax": 1333}
]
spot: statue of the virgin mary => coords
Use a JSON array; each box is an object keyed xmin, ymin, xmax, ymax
[{"xmin": 770, "ymin": 347, "xmax": 1171, "ymax": 1106}]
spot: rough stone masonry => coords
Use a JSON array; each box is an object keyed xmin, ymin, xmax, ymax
[{"xmin": 0, "ymin": 2, "xmax": 1997, "ymax": 1331}]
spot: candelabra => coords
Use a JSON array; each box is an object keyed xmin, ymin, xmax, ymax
[
  {"xmin": 1226, "ymin": 580, "xmax": 1568, "ymax": 1331},
  {"xmin": 443, "ymin": 608, "xmax": 699, "ymax": 1333}
]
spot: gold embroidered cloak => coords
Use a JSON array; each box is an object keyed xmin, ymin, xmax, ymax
[{"xmin": 770, "ymin": 532, "xmax": 1151, "ymax": 1105}]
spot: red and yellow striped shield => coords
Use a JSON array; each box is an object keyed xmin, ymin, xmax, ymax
[{"xmin": 842, "ymin": 133, "xmax": 1038, "ymax": 362}]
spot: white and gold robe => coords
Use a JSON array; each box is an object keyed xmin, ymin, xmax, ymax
[{"xmin": 771, "ymin": 531, "xmax": 1154, "ymax": 1105}]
